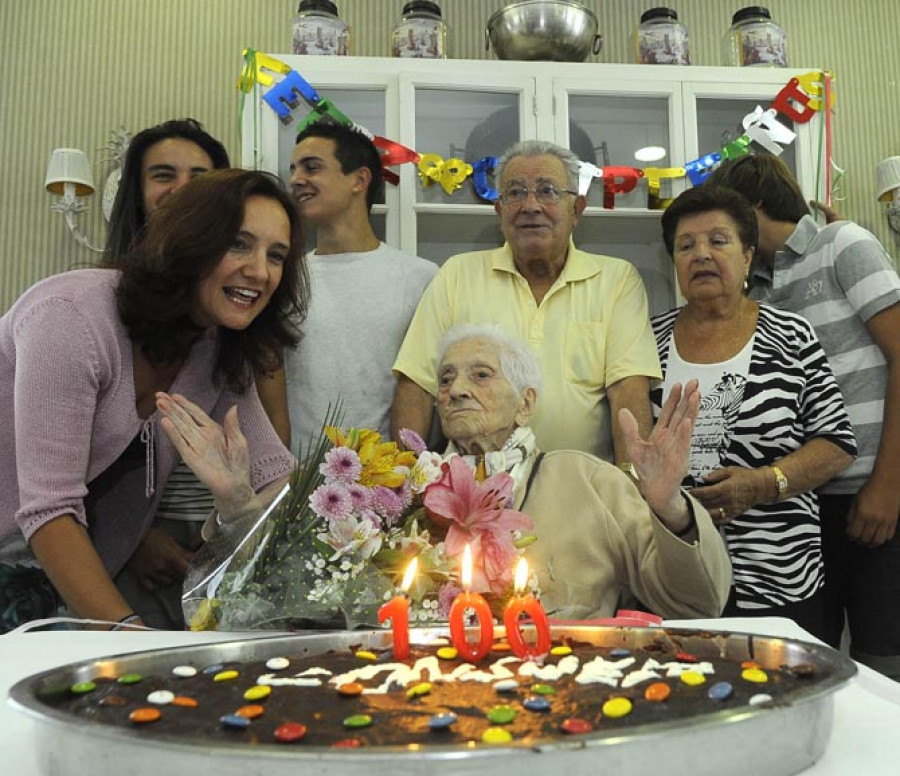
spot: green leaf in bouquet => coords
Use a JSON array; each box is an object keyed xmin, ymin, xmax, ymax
[{"xmin": 252, "ymin": 402, "xmax": 344, "ymax": 582}]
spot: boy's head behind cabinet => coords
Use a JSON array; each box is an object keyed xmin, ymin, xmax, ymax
[{"xmin": 707, "ymin": 154, "xmax": 810, "ymax": 224}]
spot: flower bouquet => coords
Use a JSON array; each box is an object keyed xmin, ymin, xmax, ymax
[{"xmin": 182, "ymin": 427, "xmax": 536, "ymax": 631}]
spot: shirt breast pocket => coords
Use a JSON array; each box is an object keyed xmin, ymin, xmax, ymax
[{"xmin": 564, "ymin": 322, "xmax": 607, "ymax": 386}]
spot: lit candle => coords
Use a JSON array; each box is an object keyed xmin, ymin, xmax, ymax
[
  {"xmin": 448, "ymin": 544, "xmax": 495, "ymax": 662},
  {"xmin": 377, "ymin": 557, "xmax": 418, "ymax": 660},
  {"xmin": 503, "ymin": 557, "xmax": 551, "ymax": 660}
]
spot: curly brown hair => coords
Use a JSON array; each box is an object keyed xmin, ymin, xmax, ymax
[{"xmin": 116, "ymin": 169, "xmax": 308, "ymax": 392}]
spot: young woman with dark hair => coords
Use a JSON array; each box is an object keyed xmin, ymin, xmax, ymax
[{"xmin": 103, "ymin": 118, "xmax": 230, "ymax": 267}]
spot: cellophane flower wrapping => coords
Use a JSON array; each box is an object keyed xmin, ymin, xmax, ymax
[{"xmin": 182, "ymin": 427, "xmax": 537, "ymax": 632}]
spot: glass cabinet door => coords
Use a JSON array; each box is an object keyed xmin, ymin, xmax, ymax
[
  {"xmin": 553, "ymin": 79, "xmax": 684, "ymax": 316},
  {"xmin": 554, "ymin": 79, "xmax": 684, "ymax": 210},
  {"xmin": 684, "ymin": 78, "xmax": 824, "ymax": 202},
  {"xmin": 399, "ymin": 74, "xmax": 536, "ymax": 264}
]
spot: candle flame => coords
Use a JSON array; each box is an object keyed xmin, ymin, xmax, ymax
[
  {"xmin": 514, "ymin": 557, "xmax": 528, "ymax": 593},
  {"xmin": 461, "ymin": 544, "xmax": 472, "ymax": 590},
  {"xmin": 401, "ymin": 557, "xmax": 418, "ymax": 592}
]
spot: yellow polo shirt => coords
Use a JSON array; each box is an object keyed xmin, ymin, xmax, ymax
[{"xmin": 393, "ymin": 241, "xmax": 661, "ymax": 460}]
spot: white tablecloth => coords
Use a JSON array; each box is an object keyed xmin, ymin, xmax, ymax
[{"xmin": 1, "ymin": 617, "xmax": 898, "ymax": 775}]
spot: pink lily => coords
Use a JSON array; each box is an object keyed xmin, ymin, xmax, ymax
[{"xmin": 423, "ymin": 456, "xmax": 533, "ymax": 595}]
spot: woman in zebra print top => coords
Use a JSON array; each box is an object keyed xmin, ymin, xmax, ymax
[{"xmin": 649, "ymin": 186, "xmax": 856, "ymax": 641}]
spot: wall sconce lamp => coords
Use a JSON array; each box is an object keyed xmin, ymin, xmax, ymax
[
  {"xmin": 44, "ymin": 147, "xmax": 104, "ymax": 253},
  {"xmin": 876, "ymin": 156, "xmax": 900, "ymax": 235}
]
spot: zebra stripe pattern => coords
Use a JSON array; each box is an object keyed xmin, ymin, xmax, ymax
[{"xmin": 651, "ymin": 303, "xmax": 857, "ymax": 609}]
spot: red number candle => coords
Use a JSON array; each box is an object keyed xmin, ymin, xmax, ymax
[
  {"xmin": 503, "ymin": 557, "xmax": 551, "ymax": 659},
  {"xmin": 448, "ymin": 544, "xmax": 495, "ymax": 662},
  {"xmin": 378, "ymin": 557, "xmax": 418, "ymax": 660}
]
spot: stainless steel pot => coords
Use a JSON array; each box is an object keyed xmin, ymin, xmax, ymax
[{"xmin": 487, "ymin": 1, "xmax": 602, "ymax": 62}]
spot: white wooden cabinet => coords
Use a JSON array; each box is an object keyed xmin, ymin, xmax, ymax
[{"xmin": 242, "ymin": 57, "xmax": 824, "ymax": 315}]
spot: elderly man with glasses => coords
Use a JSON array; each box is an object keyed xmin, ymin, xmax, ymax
[{"xmin": 391, "ymin": 140, "xmax": 661, "ymax": 465}]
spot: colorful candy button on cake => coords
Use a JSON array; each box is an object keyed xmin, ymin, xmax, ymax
[
  {"xmin": 645, "ymin": 682, "xmax": 672, "ymax": 702},
  {"xmin": 220, "ymin": 713, "xmax": 251, "ymax": 730},
  {"xmin": 708, "ymin": 681, "xmax": 734, "ymax": 701},
  {"xmin": 560, "ymin": 717, "xmax": 593, "ymax": 734},
  {"xmin": 523, "ymin": 695, "xmax": 551, "ymax": 712},
  {"xmin": 602, "ymin": 697, "xmax": 633, "ymax": 718},
  {"xmin": 274, "ymin": 722, "xmax": 307, "ymax": 743},
  {"xmin": 482, "ymin": 727, "xmax": 513, "ymax": 744},
  {"xmin": 244, "ymin": 685, "xmax": 271, "ymax": 701},
  {"xmin": 129, "ymin": 707, "xmax": 161, "ymax": 724},
  {"xmin": 236, "ymin": 704, "xmax": 265, "ymax": 719},
  {"xmin": 117, "ymin": 673, "xmax": 142, "ymax": 685},
  {"xmin": 428, "ymin": 712, "xmax": 458, "ymax": 731},
  {"xmin": 680, "ymin": 671, "xmax": 706, "ymax": 686},
  {"xmin": 407, "ymin": 682, "xmax": 432, "ymax": 698},
  {"xmin": 742, "ymin": 668, "xmax": 768, "ymax": 683},
  {"xmin": 486, "ymin": 705, "xmax": 516, "ymax": 724},
  {"xmin": 146, "ymin": 690, "xmax": 175, "ymax": 705}
]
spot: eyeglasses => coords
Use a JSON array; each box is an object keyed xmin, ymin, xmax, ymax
[{"xmin": 498, "ymin": 183, "xmax": 578, "ymax": 205}]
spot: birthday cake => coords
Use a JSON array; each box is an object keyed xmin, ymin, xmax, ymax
[{"xmin": 33, "ymin": 628, "xmax": 836, "ymax": 748}]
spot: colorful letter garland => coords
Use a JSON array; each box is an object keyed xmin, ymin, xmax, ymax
[{"xmin": 239, "ymin": 49, "xmax": 832, "ymax": 208}]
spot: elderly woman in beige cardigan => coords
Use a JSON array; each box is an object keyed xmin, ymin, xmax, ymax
[{"xmin": 434, "ymin": 323, "xmax": 730, "ymax": 620}]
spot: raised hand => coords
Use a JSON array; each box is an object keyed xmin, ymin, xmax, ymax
[
  {"xmin": 155, "ymin": 392, "xmax": 254, "ymax": 519},
  {"xmin": 619, "ymin": 380, "xmax": 699, "ymax": 525}
]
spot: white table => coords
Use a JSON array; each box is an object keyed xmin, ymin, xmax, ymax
[{"xmin": 2, "ymin": 617, "xmax": 898, "ymax": 775}]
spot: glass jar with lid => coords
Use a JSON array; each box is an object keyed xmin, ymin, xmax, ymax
[
  {"xmin": 636, "ymin": 7, "xmax": 690, "ymax": 65},
  {"xmin": 292, "ymin": 0, "xmax": 350, "ymax": 56},
  {"xmin": 723, "ymin": 6, "xmax": 788, "ymax": 67},
  {"xmin": 391, "ymin": 1, "xmax": 446, "ymax": 59}
]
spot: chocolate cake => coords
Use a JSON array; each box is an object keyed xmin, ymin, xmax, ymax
[{"xmin": 43, "ymin": 631, "xmax": 825, "ymax": 748}]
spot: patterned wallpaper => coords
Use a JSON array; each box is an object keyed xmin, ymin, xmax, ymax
[{"xmin": 2, "ymin": 0, "xmax": 898, "ymax": 310}]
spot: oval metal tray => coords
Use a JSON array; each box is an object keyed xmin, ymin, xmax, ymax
[{"xmin": 8, "ymin": 625, "xmax": 856, "ymax": 776}]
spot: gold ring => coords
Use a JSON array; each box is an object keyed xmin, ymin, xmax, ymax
[{"xmin": 718, "ymin": 508, "xmax": 726, "ymax": 520}]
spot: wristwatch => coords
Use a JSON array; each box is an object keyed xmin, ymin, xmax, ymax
[
  {"xmin": 772, "ymin": 465, "xmax": 789, "ymax": 500},
  {"xmin": 618, "ymin": 462, "xmax": 640, "ymax": 482}
]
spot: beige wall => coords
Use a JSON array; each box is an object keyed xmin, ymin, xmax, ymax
[{"xmin": 3, "ymin": 0, "xmax": 898, "ymax": 310}]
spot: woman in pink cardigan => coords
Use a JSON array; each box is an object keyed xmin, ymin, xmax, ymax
[{"xmin": 0, "ymin": 169, "xmax": 308, "ymax": 631}]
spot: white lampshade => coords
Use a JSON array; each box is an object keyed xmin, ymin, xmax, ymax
[
  {"xmin": 875, "ymin": 156, "xmax": 900, "ymax": 202},
  {"xmin": 44, "ymin": 148, "xmax": 95, "ymax": 196}
]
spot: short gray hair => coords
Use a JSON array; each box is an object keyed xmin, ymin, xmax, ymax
[
  {"xmin": 436, "ymin": 323, "xmax": 542, "ymax": 398},
  {"xmin": 496, "ymin": 140, "xmax": 580, "ymax": 193}
]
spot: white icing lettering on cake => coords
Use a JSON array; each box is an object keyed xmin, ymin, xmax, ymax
[
  {"xmin": 620, "ymin": 659, "xmax": 663, "ymax": 688},
  {"xmin": 257, "ymin": 666, "xmax": 333, "ymax": 687},
  {"xmin": 663, "ymin": 661, "xmax": 715, "ymax": 677},
  {"xmin": 574, "ymin": 655, "xmax": 635, "ymax": 686}
]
